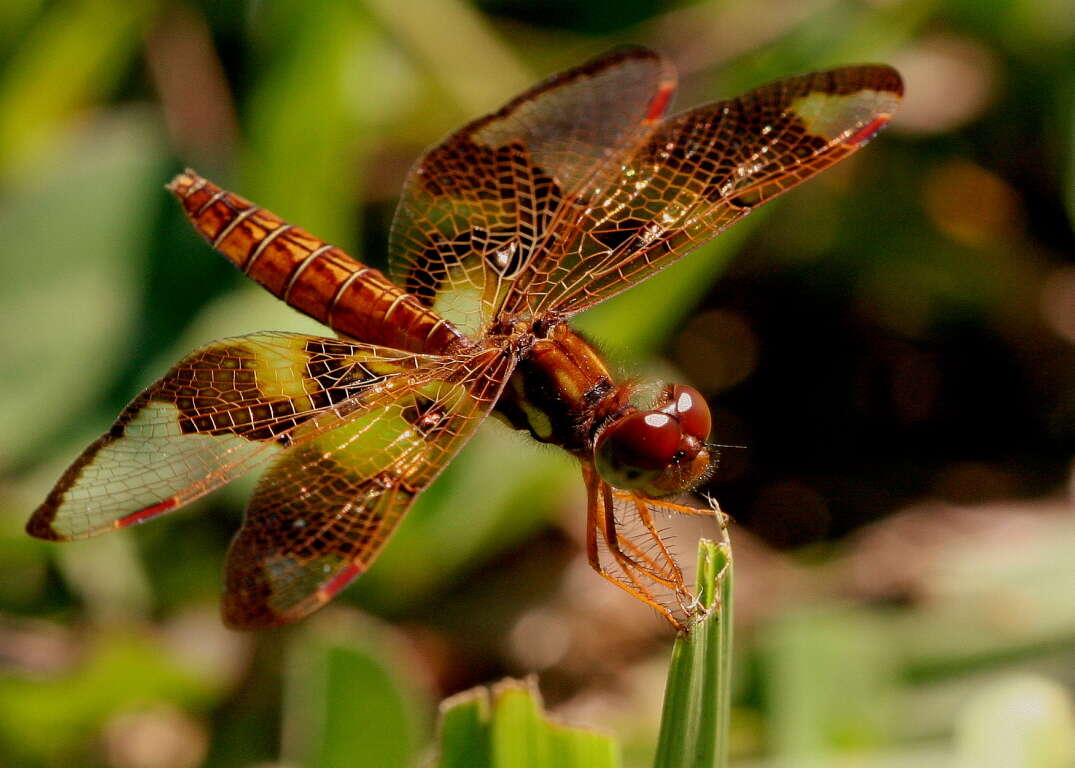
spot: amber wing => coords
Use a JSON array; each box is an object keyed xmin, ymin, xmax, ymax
[
  {"xmin": 518, "ymin": 65, "xmax": 903, "ymax": 317},
  {"xmin": 388, "ymin": 46, "xmax": 675, "ymax": 336},
  {"xmin": 26, "ymin": 333, "xmax": 502, "ymax": 543},
  {"xmin": 222, "ymin": 347, "xmax": 511, "ymax": 627},
  {"xmin": 388, "ymin": 48, "xmax": 901, "ymax": 331}
]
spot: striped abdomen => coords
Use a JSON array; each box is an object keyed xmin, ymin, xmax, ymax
[{"xmin": 167, "ymin": 170, "xmax": 466, "ymax": 355}]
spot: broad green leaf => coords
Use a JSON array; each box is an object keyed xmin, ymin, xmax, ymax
[
  {"xmin": 0, "ymin": 0, "xmax": 45, "ymax": 50},
  {"xmin": 282, "ymin": 616, "xmax": 430, "ymax": 768},
  {"xmin": 362, "ymin": 0, "xmax": 531, "ymax": 116},
  {"xmin": 243, "ymin": 0, "xmax": 387, "ymax": 252},
  {"xmin": 434, "ymin": 678, "xmax": 620, "ymax": 768}
]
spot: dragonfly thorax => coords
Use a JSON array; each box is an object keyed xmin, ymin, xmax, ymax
[
  {"xmin": 495, "ymin": 323, "xmax": 621, "ymax": 452},
  {"xmin": 495, "ymin": 324, "xmax": 713, "ymax": 496}
]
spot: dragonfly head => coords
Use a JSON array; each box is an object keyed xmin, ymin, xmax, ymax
[{"xmin": 594, "ymin": 384, "xmax": 712, "ymax": 497}]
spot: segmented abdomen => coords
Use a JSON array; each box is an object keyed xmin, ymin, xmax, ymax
[{"xmin": 167, "ymin": 170, "xmax": 465, "ymax": 355}]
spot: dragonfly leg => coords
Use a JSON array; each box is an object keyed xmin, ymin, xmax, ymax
[{"xmin": 583, "ymin": 471, "xmax": 691, "ymax": 631}]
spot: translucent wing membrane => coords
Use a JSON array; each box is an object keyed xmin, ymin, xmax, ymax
[
  {"xmin": 523, "ymin": 65, "xmax": 903, "ymax": 317},
  {"xmin": 222, "ymin": 349, "xmax": 511, "ymax": 627},
  {"xmin": 390, "ymin": 49, "xmax": 900, "ymax": 332},
  {"xmin": 26, "ymin": 332, "xmax": 479, "ymax": 541},
  {"xmin": 388, "ymin": 46, "xmax": 675, "ymax": 336},
  {"xmin": 583, "ymin": 463, "xmax": 717, "ymax": 630}
]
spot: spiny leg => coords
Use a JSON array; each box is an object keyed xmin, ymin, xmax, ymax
[
  {"xmin": 600, "ymin": 482, "xmax": 684, "ymax": 589},
  {"xmin": 584, "ymin": 471, "xmax": 689, "ymax": 631},
  {"xmin": 585, "ymin": 500, "xmax": 687, "ymax": 631},
  {"xmin": 602, "ymin": 487, "xmax": 697, "ymax": 617},
  {"xmin": 631, "ymin": 493, "xmax": 698, "ymax": 614}
]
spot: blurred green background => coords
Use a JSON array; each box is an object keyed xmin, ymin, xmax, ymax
[{"xmin": 1, "ymin": 0, "xmax": 1073, "ymax": 766}]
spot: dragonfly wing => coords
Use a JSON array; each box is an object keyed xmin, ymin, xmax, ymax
[
  {"xmin": 27, "ymin": 332, "xmax": 455, "ymax": 541},
  {"xmin": 389, "ymin": 47, "xmax": 900, "ymax": 329},
  {"xmin": 520, "ymin": 65, "xmax": 903, "ymax": 317},
  {"xmin": 388, "ymin": 46, "xmax": 675, "ymax": 336},
  {"xmin": 221, "ymin": 348, "xmax": 512, "ymax": 628}
]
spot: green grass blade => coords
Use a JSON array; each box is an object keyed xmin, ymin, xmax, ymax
[
  {"xmin": 653, "ymin": 528, "xmax": 734, "ymax": 768},
  {"xmin": 434, "ymin": 678, "xmax": 620, "ymax": 768}
]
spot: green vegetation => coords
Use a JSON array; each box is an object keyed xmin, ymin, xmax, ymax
[
  {"xmin": 431, "ymin": 534, "xmax": 734, "ymax": 768},
  {"xmin": 653, "ymin": 537, "xmax": 734, "ymax": 768},
  {"xmin": 1, "ymin": 0, "xmax": 1073, "ymax": 766},
  {"xmin": 434, "ymin": 679, "xmax": 620, "ymax": 768}
]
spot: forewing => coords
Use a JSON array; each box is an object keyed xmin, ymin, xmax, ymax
[
  {"xmin": 27, "ymin": 332, "xmax": 447, "ymax": 541},
  {"xmin": 221, "ymin": 349, "xmax": 512, "ymax": 628},
  {"xmin": 508, "ymin": 65, "xmax": 903, "ymax": 317},
  {"xmin": 388, "ymin": 46, "xmax": 675, "ymax": 336}
]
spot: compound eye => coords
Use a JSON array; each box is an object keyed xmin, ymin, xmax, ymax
[
  {"xmin": 595, "ymin": 411, "xmax": 682, "ymax": 489},
  {"xmin": 665, "ymin": 385, "xmax": 711, "ymax": 441}
]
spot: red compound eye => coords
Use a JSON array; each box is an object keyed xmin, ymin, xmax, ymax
[
  {"xmin": 663, "ymin": 385, "xmax": 711, "ymax": 441},
  {"xmin": 600, "ymin": 412, "xmax": 681, "ymax": 470},
  {"xmin": 595, "ymin": 411, "xmax": 683, "ymax": 490}
]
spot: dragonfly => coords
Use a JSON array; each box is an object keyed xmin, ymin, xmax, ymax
[{"xmin": 27, "ymin": 47, "xmax": 901, "ymax": 631}]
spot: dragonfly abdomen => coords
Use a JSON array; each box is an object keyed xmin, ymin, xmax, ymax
[{"xmin": 168, "ymin": 170, "xmax": 465, "ymax": 354}]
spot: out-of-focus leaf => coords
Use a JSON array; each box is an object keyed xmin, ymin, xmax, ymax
[
  {"xmin": 363, "ymin": 0, "xmax": 532, "ymax": 115},
  {"xmin": 0, "ymin": 110, "xmax": 165, "ymax": 467},
  {"xmin": 733, "ymin": 745, "xmax": 952, "ymax": 768},
  {"xmin": 0, "ymin": 631, "xmax": 216, "ymax": 763},
  {"xmin": 55, "ymin": 534, "xmax": 151, "ymax": 624},
  {"xmin": 708, "ymin": 0, "xmax": 933, "ymax": 100},
  {"xmin": 282, "ymin": 615, "xmax": 431, "ymax": 768},
  {"xmin": 0, "ymin": 486, "xmax": 50, "ymax": 609},
  {"xmin": 243, "ymin": 0, "xmax": 386, "ymax": 252},
  {"xmin": 0, "ymin": 0, "xmax": 154, "ymax": 179},
  {"xmin": 823, "ymin": 0, "xmax": 940, "ymax": 65},
  {"xmin": 760, "ymin": 606, "xmax": 897, "ymax": 762},
  {"xmin": 888, "ymin": 514, "xmax": 1075, "ymax": 676},
  {"xmin": 954, "ymin": 675, "xmax": 1075, "ymax": 768},
  {"xmin": 0, "ymin": 0, "xmax": 44, "ymax": 50},
  {"xmin": 433, "ymin": 678, "xmax": 620, "ymax": 768},
  {"xmin": 654, "ymin": 532, "xmax": 734, "ymax": 768}
]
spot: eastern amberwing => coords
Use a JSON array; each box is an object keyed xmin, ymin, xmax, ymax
[{"xmin": 28, "ymin": 48, "xmax": 901, "ymax": 630}]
